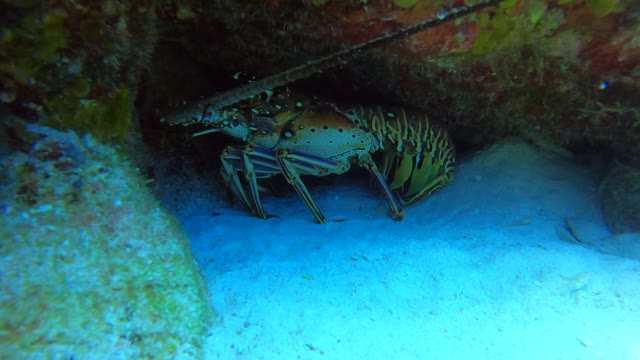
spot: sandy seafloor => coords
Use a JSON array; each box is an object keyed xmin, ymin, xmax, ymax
[{"xmin": 166, "ymin": 139, "xmax": 640, "ymax": 360}]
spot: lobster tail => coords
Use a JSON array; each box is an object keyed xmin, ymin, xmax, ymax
[{"xmin": 346, "ymin": 105, "xmax": 456, "ymax": 206}]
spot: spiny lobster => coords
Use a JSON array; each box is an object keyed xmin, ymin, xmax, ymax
[{"xmin": 163, "ymin": 0, "xmax": 499, "ymax": 223}]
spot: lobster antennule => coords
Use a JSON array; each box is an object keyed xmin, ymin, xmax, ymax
[
  {"xmin": 165, "ymin": 0, "xmax": 500, "ymax": 126},
  {"xmin": 161, "ymin": 101, "xmax": 253, "ymax": 141},
  {"xmin": 160, "ymin": 101, "xmax": 219, "ymax": 126},
  {"xmin": 192, "ymin": 128, "xmax": 222, "ymax": 137}
]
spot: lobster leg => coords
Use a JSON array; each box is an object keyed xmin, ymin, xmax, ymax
[
  {"xmin": 221, "ymin": 145, "xmax": 296, "ymax": 219},
  {"xmin": 222, "ymin": 145, "xmax": 344, "ymax": 223},
  {"xmin": 220, "ymin": 152, "xmax": 250, "ymax": 210},
  {"xmin": 274, "ymin": 149, "xmax": 336, "ymax": 224},
  {"xmin": 357, "ymin": 154, "xmax": 405, "ymax": 221},
  {"xmin": 276, "ymin": 148, "xmax": 356, "ymax": 223},
  {"xmin": 220, "ymin": 146, "xmax": 272, "ymax": 219},
  {"xmin": 240, "ymin": 150, "xmax": 269, "ymax": 219}
]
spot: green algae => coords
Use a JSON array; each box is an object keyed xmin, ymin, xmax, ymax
[
  {"xmin": 471, "ymin": 0, "xmax": 563, "ymax": 55},
  {"xmin": 44, "ymin": 87, "xmax": 132, "ymax": 142},
  {"xmin": 586, "ymin": 0, "xmax": 622, "ymax": 17},
  {"xmin": 0, "ymin": 2, "xmax": 152, "ymax": 144},
  {"xmin": 0, "ymin": 8, "xmax": 68, "ymax": 84},
  {"xmin": 393, "ymin": 0, "xmax": 420, "ymax": 8}
]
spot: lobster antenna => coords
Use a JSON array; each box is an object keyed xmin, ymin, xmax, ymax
[{"xmin": 167, "ymin": 0, "xmax": 500, "ymax": 124}]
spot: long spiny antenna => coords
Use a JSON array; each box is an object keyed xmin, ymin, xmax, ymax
[{"xmin": 166, "ymin": 0, "xmax": 500, "ymax": 125}]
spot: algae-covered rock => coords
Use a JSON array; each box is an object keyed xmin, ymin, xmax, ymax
[
  {"xmin": 0, "ymin": 123, "xmax": 216, "ymax": 359},
  {"xmin": 600, "ymin": 162, "xmax": 640, "ymax": 234},
  {"xmin": 1, "ymin": 1, "xmax": 156, "ymax": 142}
]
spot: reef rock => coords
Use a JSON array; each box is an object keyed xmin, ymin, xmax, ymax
[{"xmin": 0, "ymin": 123, "xmax": 216, "ymax": 358}]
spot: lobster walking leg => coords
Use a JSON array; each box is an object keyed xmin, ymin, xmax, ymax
[
  {"xmin": 221, "ymin": 145, "xmax": 347, "ymax": 223},
  {"xmin": 357, "ymin": 154, "xmax": 405, "ymax": 221},
  {"xmin": 220, "ymin": 146, "xmax": 273, "ymax": 219},
  {"xmin": 240, "ymin": 150, "xmax": 268, "ymax": 218},
  {"xmin": 275, "ymin": 150, "xmax": 329, "ymax": 224}
]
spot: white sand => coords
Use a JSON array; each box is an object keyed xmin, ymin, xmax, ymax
[{"xmin": 177, "ymin": 139, "xmax": 640, "ymax": 360}]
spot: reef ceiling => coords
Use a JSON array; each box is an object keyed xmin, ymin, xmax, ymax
[{"xmin": 1, "ymin": 0, "xmax": 639, "ymax": 163}]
